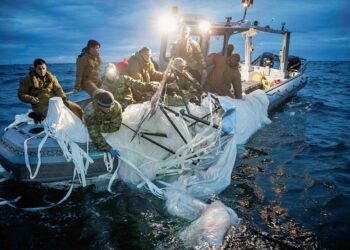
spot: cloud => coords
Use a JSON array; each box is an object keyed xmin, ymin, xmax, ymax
[{"xmin": 0, "ymin": 0, "xmax": 349, "ymax": 64}]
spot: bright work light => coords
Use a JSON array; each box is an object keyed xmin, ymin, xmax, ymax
[
  {"xmin": 199, "ymin": 21, "xmax": 211, "ymax": 33},
  {"xmin": 157, "ymin": 14, "xmax": 178, "ymax": 33}
]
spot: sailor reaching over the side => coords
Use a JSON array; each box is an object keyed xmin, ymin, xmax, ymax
[{"xmin": 83, "ymin": 89, "xmax": 122, "ymax": 157}]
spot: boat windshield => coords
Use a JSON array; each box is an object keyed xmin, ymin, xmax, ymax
[{"xmin": 208, "ymin": 35, "xmax": 225, "ymax": 55}]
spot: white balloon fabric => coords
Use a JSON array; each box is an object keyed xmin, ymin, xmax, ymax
[{"xmin": 103, "ymin": 90, "xmax": 270, "ymax": 248}]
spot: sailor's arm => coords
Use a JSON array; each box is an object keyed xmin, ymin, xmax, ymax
[
  {"xmin": 86, "ymin": 123, "xmax": 112, "ymax": 152},
  {"xmin": 51, "ymin": 75, "xmax": 66, "ymax": 98},
  {"xmin": 84, "ymin": 112, "xmax": 112, "ymax": 152},
  {"xmin": 149, "ymin": 63, "xmax": 164, "ymax": 81},
  {"xmin": 18, "ymin": 78, "xmax": 37, "ymax": 104},
  {"xmin": 122, "ymin": 75, "xmax": 158, "ymax": 94}
]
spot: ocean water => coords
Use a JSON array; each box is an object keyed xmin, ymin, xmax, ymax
[{"xmin": 0, "ymin": 62, "xmax": 349, "ymax": 249}]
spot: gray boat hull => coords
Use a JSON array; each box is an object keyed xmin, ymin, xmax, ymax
[{"xmin": 0, "ymin": 122, "xmax": 115, "ymax": 182}]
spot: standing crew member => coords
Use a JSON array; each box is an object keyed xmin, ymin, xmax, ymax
[
  {"xmin": 205, "ymin": 53, "xmax": 242, "ymax": 99},
  {"xmin": 171, "ymin": 26, "xmax": 207, "ymax": 83},
  {"xmin": 18, "ymin": 58, "xmax": 83, "ymax": 123},
  {"xmin": 74, "ymin": 39, "xmax": 102, "ymax": 96}
]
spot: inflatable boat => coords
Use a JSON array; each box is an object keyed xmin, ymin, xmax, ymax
[{"xmin": 0, "ymin": 8, "xmax": 308, "ymax": 184}]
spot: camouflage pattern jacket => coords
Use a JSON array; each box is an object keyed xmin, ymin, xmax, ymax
[
  {"xmin": 174, "ymin": 70, "xmax": 202, "ymax": 92},
  {"xmin": 171, "ymin": 38, "xmax": 206, "ymax": 71},
  {"xmin": 125, "ymin": 52, "xmax": 163, "ymax": 101},
  {"xmin": 84, "ymin": 101, "xmax": 122, "ymax": 152},
  {"xmin": 101, "ymin": 75, "xmax": 153, "ymax": 110},
  {"xmin": 75, "ymin": 48, "xmax": 102, "ymax": 91},
  {"xmin": 18, "ymin": 69, "xmax": 66, "ymax": 115}
]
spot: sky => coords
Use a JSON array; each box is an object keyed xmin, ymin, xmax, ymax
[{"xmin": 0, "ymin": 0, "xmax": 349, "ymax": 65}]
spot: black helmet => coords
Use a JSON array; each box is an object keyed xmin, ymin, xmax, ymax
[{"xmin": 94, "ymin": 90, "xmax": 115, "ymax": 108}]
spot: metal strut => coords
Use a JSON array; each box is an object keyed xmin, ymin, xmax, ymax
[
  {"xmin": 122, "ymin": 123, "xmax": 175, "ymax": 154},
  {"xmin": 160, "ymin": 104, "xmax": 219, "ymax": 129},
  {"xmin": 160, "ymin": 106, "xmax": 188, "ymax": 144}
]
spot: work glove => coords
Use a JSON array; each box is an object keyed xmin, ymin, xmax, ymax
[
  {"xmin": 62, "ymin": 97, "xmax": 70, "ymax": 107},
  {"xmin": 109, "ymin": 149, "xmax": 120, "ymax": 158},
  {"xmin": 28, "ymin": 112, "xmax": 45, "ymax": 124},
  {"xmin": 30, "ymin": 97, "xmax": 40, "ymax": 104}
]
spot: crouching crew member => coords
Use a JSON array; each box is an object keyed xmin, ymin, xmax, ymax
[
  {"xmin": 165, "ymin": 57, "xmax": 203, "ymax": 106},
  {"xmin": 125, "ymin": 47, "xmax": 164, "ymax": 102},
  {"xmin": 101, "ymin": 63, "xmax": 158, "ymax": 110},
  {"xmin": 18, "ymin": 58, "xmax": 83, "ymax": 123},
  {"xmin": 83, "ymin": 89, "xmax": 122, "ymax": 157}
]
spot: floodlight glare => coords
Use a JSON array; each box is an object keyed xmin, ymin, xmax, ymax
[
  {"xmin": 157, "ymin": 14, "xmax": 178, "ymax": 33},
  {"xmin": 199, "ymin": 21, "xmax": 211, "ymax": 33}
]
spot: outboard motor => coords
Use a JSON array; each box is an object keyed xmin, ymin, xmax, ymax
[
  {"xmin": 260, "ymin": 52, "xmax": 274, "ymax": 68},
  {"xmin": 287, "ymin": 55, "xmax": 301, "ymax": 71}
]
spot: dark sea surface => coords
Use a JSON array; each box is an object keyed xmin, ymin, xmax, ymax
[{"xmin": 0, "ymin": 62, "xmax": 349, "ymax": 249}]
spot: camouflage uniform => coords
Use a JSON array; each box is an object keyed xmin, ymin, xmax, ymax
[
  {"xmin": 171, "ymin": 38, "xmax": 206, "ymax": 75},
  {"xmin": 164, "ymin": 69, "xmax": 202, "ymax": 106},
  {"xmin": 18, "ymin": 69, "xmax": 83, "ymax": 118},
  {"xmin": 75, "ymin": 48, "xmax": 102, "ymax": 96},
  {"xmin": 83, "ymin": 100, "xmax": 122, "ymax": 152},
  {"xmin": 125, "ymin": 52, "xmax": 163, "ymax": 101},
  {"xmin": 174, "ymin": 69, "xmax": 202, "ymax": 92},
  {"xmin": 101, "ymin": 75, "xmax": 155, "ymax": 110}
]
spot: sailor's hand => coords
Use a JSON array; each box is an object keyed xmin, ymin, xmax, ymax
[
  {"xmin": 28, "ymin": 112, "xmax": 45, "ymax": 123},
  {"xmin": 62, "ymin": 97, "xmax": 70, "ymax": 107},
  {"xmin": 109, "ymin": 149, "xmax": 120, "ymax": 158},
  {"xmin": 31, "ymin": 97, "xmax": 39, "ymax": 104}
]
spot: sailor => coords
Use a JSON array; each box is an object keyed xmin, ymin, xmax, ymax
[
  {"xmin": 226, "ymin": 44, "xmax": 242, "ymax": 99},
  {"xmin": 83, "ymin": 89, "xmax": 122, "ymax": 157},
  {"xmin": 170, "ymin": 26, "xmax": 207, "ymax": 83},
  {"xmin": 125, "ymin": 47, "xmax": 164, "ymax": 102},
  {"xmin": 226, "ymin": 44, "xmax": 233, "ymax": 57},
  {"xmin": 18, "ymin": 58, "xmax": 83, "ymax": 123},
  {"xmin": 205, "ymin": 53, "xmax": 242, "ymax": 99},
  {"xmin": 101, "ymin": 63, "xmax": 158, "ymax": 110},
  {"xmin": 73, "ymin": 39, "xmax": 102, "ymax": 96},
  {"xmin": 171, "ymin": 58, "xmax": 202, "ymax": 92},
  {"xmin": 167, "ymin": 57, "xmax": 202, "ymax": 101}
]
